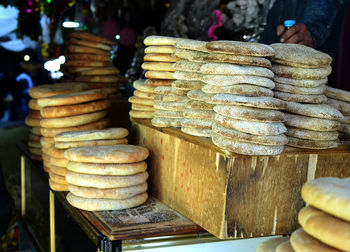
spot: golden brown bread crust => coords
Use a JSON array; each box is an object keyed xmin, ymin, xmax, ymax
[
  {"xmin": 69, "ymin": 38, "xmax": 112, "ymax": 51},
  {"xmin": 68, "ymin": 31, "xmax": 114, "ymax": 45},
  {"xmin": 66, "ymin": 53, "xmax": 111, "ymax": 61}
]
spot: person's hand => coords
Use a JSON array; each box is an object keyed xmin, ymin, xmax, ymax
[{"xmin": 276, "ymin": 23, "xmax": 313, "ymax": 47}]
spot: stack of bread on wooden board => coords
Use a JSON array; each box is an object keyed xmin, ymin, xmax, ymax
[
  {"xmin": 256, "ymin": 177, "xmax": 350, "ymax": 252},
  {"xmin": 48, "ymin": 128, "xmax": 128, "ymax": 192},
  {"xmin": 325, "ymin": 86, "xmax": 350, "ymax": 140},
  {"xmin": 64, "ymin": 143, "xmax": 149, "ymax": 211},
  {"xmin": 62, "ymin": 31, "xmax": 125, "ymax": 95},
  {"xmin": 269, "ymin": 43, "xmax": 342, "ymax": 149}
]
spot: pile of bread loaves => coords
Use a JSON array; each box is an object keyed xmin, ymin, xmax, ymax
[
  {"xmin": 62, "ymin": 31, "xmax": 125, "ymax": 96},
  {"xmin": 128, "ymin": 36, "xmax": 350, "ymax": 156},
  {"xmin": 256, "ymin": 177, "xmax": 350, "ymax": 252}
]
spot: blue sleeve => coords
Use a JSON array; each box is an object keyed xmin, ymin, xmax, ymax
[{"xmin": 302, "ymin": 0, "xmax": 342, "ymax": 48}]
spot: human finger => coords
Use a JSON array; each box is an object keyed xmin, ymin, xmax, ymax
[
  {"xmin": 276, "ymin": 25, "xmax": 285, "ymax": 36},
  {"xmin": 280, "ymin": 23, "xmax": 304, "ymax": 42}
]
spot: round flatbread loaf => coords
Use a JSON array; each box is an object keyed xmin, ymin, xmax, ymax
[
  {"xmin": 144, "ymin": 45, "xmax": 175, "ymax": 54},
  {"xmin": 214, "ymin": 104, "xmax": 285, "ymax": 122},
  {"xmin": 55, "ymin": 138, "xmax": 127, "ymax": 149},
  {"xmin": 25, "ymin": 116, "xmax": 40, "ymax": 127},
  {"xmin": 141, "ymin": 62, "xmax": 175, "ymax": 71},
  {"xmin": 128, "ymin": 96, "xmax": 154, "ymax": 106},
  {"xmin": 66, "ymin": 170, "xmax": 148, "ymax": 189},
  {"xmin": 46, "ymin": 146, "xmax": 65, "ymax": 158},
  {"xmin": 204, "ymin": 52, "xmax": 272, "ymax": 68},
  {"xmin": 270, "ymin": 43, "xmax": 332, "ymax": 68},
  {"xmin": 200, "ymin": 63, "xmax": 274, "ymax": 78},
  {"xmin": 273, "ymin": 76, "xmax": 327, "ymax": 87},
  {"xmin": 275, "ymin": 83, "xmax": 326, "ymax": 95},
  {"xmin": 175, "ymin": 39, "xmax": 209, "ymax": 52},
  {"xmin": 153, "ymin": 110, "xmax": 183, "ymax": 118},
  {"xmin": 144, "ymin": 79, "xmax": 173, "ymax": 87},
  {"xmin": 181, "ymin": 118, "xmax": 212, "ymax": 129},
  {"xmin": 256, "ymin": 237, "xmax": 289, "ymax": 252},
  {"xmin": 69, "ymin": 38, "xmax": 112, "ymax": 51},
  {"xmin": 187, "ymin": 90, "xmax": 214, "ymax": 103},
  {"xmin": 49, "ymin": 171, "xmax": 67, "ymax": 185},
  {"xmin": 66, "ymin": 192, "xmax": 148, "ymax": 211},
  {"xmin": 67, "ymin": 161, "xmax": 147, "ymax": 175},
  {"xmin": 55, "ymin": 128, "xmax": 128, "ymax": 142},
  {"xmin": 154, "ymin": 94, "xmax": 189, "ymax": 102},
  {"xmin": 29, "ymin": 133, "xmax": 41, "ymax": 142},
  {"xmin": 129, "ymin": 110, "xmax": 154, "ymax": 119},
  {"xmin": 183, "ymin": 108, "xmax": 215, "ymax": 119},
  {"xmin": 40, "ymin": 111, "xmax": 107, "ymax": 128},
  {"xmin": 40, "ymin": 118, "xmax": 110, "ymax": 137},
  {"xmin": 287, "ymin": 136, "xmax": 339, "ymax": 149},
  {"xmin": 181, "ymin": 126, "xmax": 212, "ymax": 137},
  {"xmin": 134, "ymin": 90, "xmax": 155, "ymax": 99},
  {"xmin": 145, "ymin": 71, "xmax": 175, "ymax": 80},
  {"xmin": 286, "ymin": 127, "xmax": 338, "ymax": 141},
  {"xmin": 37, "ymin": 90, "xmax": 107, "ymax": 107},
  {"xmin": 215, "ymin": 113, "xmax": 286, "ymax": 135},
  {"xmin": 327, "ymin": 98, "xmax": 350, "ymax": 114},
  {"xmin": 290, "ymin": 228, "xmax": 340, "ymax": 252},
  {"xmin": 49, "ymin": 179, "xmax": 68, "ymax": 191},
  {"xmin": 66, "ymin": 53, "xmax": 111, "ymax": 61},
  {"xmin": 28, "ymin": 109, "xmax": 41, "ymax": 119},
  {"xmin": 30, "ymin": 127, "xmax": 41, "ymax": 136},
  {"xmin": 28, "ymin": 141, "xmax": 41, "ymax": 148},
  {"xmin": 68, "ymin": 182, "xmax": 148, "ymax": 200},
  {"xmin": 284, "ymin": 113, "xmax": 340, "ymax": 131},
  {"xmin": 67, "ymin": 45, "xmax": 111, "ymax": 55},
  {"xmin": 50, "ymin": 165, "xmax": 67, "ymax": 176},
  {"xmin": 131, "ymin": 104, "xmax": 155, "ymax": 112},
  {"xmin": 143, "ymin": 53, "xmax": 179, "ymax": 62},
  {"xmin": 40, "ymin": 100, "xmax": 110, "ymax": 118},
  {"xmin": 29, "ymin": 82, "xmax": 89, "ymax": 99},
  {"xmin": 173, "ymin": 48, "xmax": 208, "ymax": 62},
  {"xmin": 77, "ymin": 67, "xmax": 120, "ymax": 76},
  {"xmin": 151, "ymin": 117, "xmax": 182, "ymax": 127},
  {"xmin": 213, "ymin": 122, "xmax": 287, "ymax": 145},
  {"xmin": 154, "ymin": 101, "xmax": 186, "ymax": 111},
  {"xmin": 299, "ymin": 206, "xmax": 350, "ymax": 251},
  {"xmin": 272, "ymin": 64, "xmax": 332, "ymax": 80},
  {"xmin": 276, "ymin": 241, "xmax": 295, "ymax": 252},
  {"xmin": 212, "ymin": 132, "xmax": 284, "ymax": 156},
  {"xmin": 285, "ymin": 102, "xmax": 343, "ymax": 120},
  {"xmin": 202, "ymin": 84, "xmax": 274, "ymax": 97},
  {"xmin": 144, "ymin": 35, "xmax": 181, "ymax": 46},
  {"xmin": 134, "ymin": 79, "xmax": 156, "ymax": 92},
  {"xmin": 200, "ymin": 74, "xmax": 275, "ymax": 89},
  {"xmin": 64, "ymin": 145, "xmax": 149, "ymax": 163},
  {"xmin": 68, "ymin": 31, "xmax": 114, "ymax": 45},
  {"xmin": 186, "ymin": 100, "xmax": 214, "ymax": 110},
  {"xmin": 302, "ymin": 177, "xmax": 350, "ymax": 222},
  {"xmin": 206, "ymin": 41, "xmax": 274, "ymax": 57},
  {"xmin": 28, "ymin": 99, "xmax": 41, "ymax": 110},
  {"xmin": 274, "ymin": 91, "xmax": 327, "ymax": 104},
  {"xmin": 212, "ymin": 94, "xmax": 286, "ymax": 109},
  {"xmin": 173, "ymin": 71, "xmax": 202, "ymax": 81},
  {"xmin": 325, "ymin": 86, "xmax": 350, "ymax": 103},
  {"xmin": 173, "ymin": 60, "xmax": 204, "ymax": 72},
  {"xmin": 172, "ymin": 80, "xmax": 205, "ymax": 91}
]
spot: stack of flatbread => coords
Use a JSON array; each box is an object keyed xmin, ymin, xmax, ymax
[
  {"xmin": 172, "ymin": 39, "xmax": 212, "ymax": 136},
  {"xmin": 257, "ymin": 177, "xmax": 350, "ymax": 252},
  {"xmin": 128, "ymin": 79, "xmax": 155, "ymax": 119},
  {"xmin": 38, "ymin": 89, "xmax": 111, "ymax": 173},
  {"xmin": 26, "ymin": 83, "xmax": 90, "ymax": 161},
  {"xmin": 270, "ymin": 44, "xmax": 342, "ymax": 149},
  {"xmin": 64, "ymin": 144, "xmax": 150, "ymax": 211},
  {"xmin": 139, "ymin": 35, "xmax": 183, "ymax": 126},
  {"xmin": 198, "ymin": 41, "xmax": 286, "ymax": 155},
  {"xmin": 325, "ymin": 86, "xmax": 350, "ymax": 140},
  {"xmin": 63, "ymin": 31, "xmax": 125, "ymax": 95},
  {"xmin": 48, "ymin": 128, "xmax": 128, "ymax": 191}
]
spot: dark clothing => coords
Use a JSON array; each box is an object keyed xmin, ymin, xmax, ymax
[{"xmin": 0, "ymin": 165, "xmax": 12, "ymax": 237}]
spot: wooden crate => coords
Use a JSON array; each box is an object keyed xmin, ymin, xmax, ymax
[{"xmin": 131, "ymin": 119, "xmax": 350, "ymax": 239}]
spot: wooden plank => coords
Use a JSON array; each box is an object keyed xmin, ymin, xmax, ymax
[
  {"xmin": 80, "ymin": 196, "xmax": 203, "ymax": 240},
  {"xmin": 131, "ymin": 119, "xmax": 350, "ymax": 239}
]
